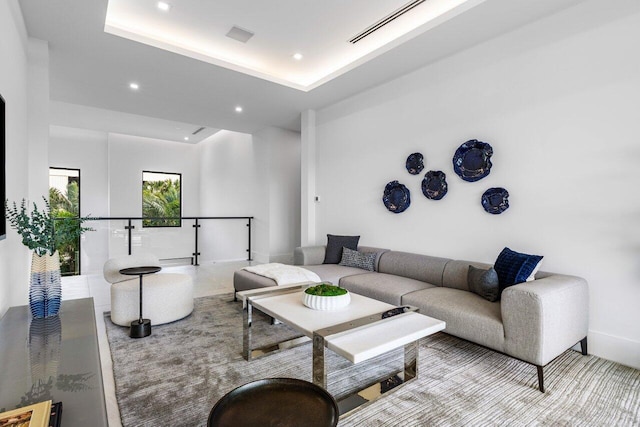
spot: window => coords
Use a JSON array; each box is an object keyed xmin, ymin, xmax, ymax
[
  {"xmin": 142, "ymin": 171, "xmax": 181, "ymax": 227},
  {"xmin": 49, "ymin": 167, "xmax": 81, "ymax": 276}
]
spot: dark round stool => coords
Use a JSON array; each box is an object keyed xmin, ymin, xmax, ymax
[{"xmin": 207, "ymin": 378, "xmax": 339, "ymax": 427}]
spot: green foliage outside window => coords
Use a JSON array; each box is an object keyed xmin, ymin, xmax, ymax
[
  {"xmin": 49, "ymin": 180, "xmax": 85, "ymax": 275},
  {"xmin": 142, "ymin": 176, "xmax": 181, "ymax": 227}
]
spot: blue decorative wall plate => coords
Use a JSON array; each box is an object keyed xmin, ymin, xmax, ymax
[
  {"xmin": 421, "ymin": 171, "xmax": 448, "ymax": 200},
  {"xmin": 406, "ymin": 152, "xmax": 424, "ymax": 175},
  {"xmin": 453, "ymin": 139, "xmax": 493, "ymax": 182},
  {"xmin": 482, "ymin": 187, "xmax": 509, "ymax": 214},
  {"xmin": 382, "ymin": 181, "xmax": 411, "ymax": 213}
]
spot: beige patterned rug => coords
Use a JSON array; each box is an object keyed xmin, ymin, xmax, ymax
[{"xmin": 105, "ymin": 293, "xmax": 640, "ymax": 426}]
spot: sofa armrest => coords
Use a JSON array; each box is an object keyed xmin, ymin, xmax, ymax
[
  {"xmin": 294, "ymin": 246, "xmax": 326, "ymax": 265},
  {"xmin": 501, "ymin": 274, "xmax": 589, "ymax": 366}
]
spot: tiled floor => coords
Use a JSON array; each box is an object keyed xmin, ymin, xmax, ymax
[{"xmin": 61, "ymin": 260, "xmax": 255, "ymax": 427}]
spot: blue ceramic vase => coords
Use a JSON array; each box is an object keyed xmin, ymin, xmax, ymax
[{"xmin": 29, "ymin": 251, "xmax": 62, "ymax": 318}]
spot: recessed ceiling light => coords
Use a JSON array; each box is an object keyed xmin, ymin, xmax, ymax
[
  {"xmin": 235, "ymin": 106, "xmax": 243, "ymax": 113},
  {"xmin": 184, "ymin": 136, "xmax": 189, "ymax": 141},
  {"xmin": 293, "ymin": 53, "xmax": 304, "ymax": 61},
  {"xmin": 129, "ymin": 82, "xmax": 139, "ymax": 90},
  {"xmin": 157, "ymin": 2, "xmax": 171, "ymax": 11}
]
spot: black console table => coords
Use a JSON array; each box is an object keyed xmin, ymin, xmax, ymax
[{"xmin": 0, "ymin": 298, "xmax": 108, "ymax": 426}]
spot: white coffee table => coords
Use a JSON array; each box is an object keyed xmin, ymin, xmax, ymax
[{"xmin": 238, "ymin": 286, "xmax": 445, "ymax": 416}]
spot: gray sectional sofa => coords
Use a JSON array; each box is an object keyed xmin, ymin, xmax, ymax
[{"xmin": 233, "ymin": 245, "xmax": 589, "ymax": 392}]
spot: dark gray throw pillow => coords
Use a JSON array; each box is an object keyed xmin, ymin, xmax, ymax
[
  {"xmin": 468, "ymin": 265, "xmax": 500, "ymax": 302},
  {"xmin": 323, "ymin": 234, "xmax": 360, "ymax": 264},
  {"xmin": 339, "ymin": 247, "xmax": 376, "ymax": 271}
]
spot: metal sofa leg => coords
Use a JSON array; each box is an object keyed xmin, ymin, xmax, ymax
[
  {"xmin": 536, "ymin": 365, "xmax": 545, "ymax": 393},
  {"xmin": 580, "ymin": 337, "xmax": 588, "ymax": 355}
]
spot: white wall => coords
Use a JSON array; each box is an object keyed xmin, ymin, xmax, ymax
[
  {"xmin": 0, "ymin": 1, "xmax": 30, "ymax": 318},
  {"xmin": 313, "ymin": 0, "xmax": 640, "ymax": 368},
  {"xmin": 47, "ymin": 125, "xmax": 301, "ymax": 268},
  {"xmin": 198, "ymin": 128, "xmax": 301, "ymax": 264},
  {"xmin": 198, "ymin": 130, "xmax": 258, "ymax": 262},
  {"xmin": 108, "ymin": 133, "xmax": 200, "ymax": 262},
  {"xmin": 254, "ymin": 127, "xmax": 301, "ymax": 263},
  {"xmin": 0, "ymin": 3, "xmax": 52, "ymax": 317},
  {"xmin": 27, "ymin": 38, "xmax": 50, "ymax": 204},
  {"xmin": 49, "ymin": 126, "xmax": 109, "ymax": 274},
  {"xmin": 50, "ymin": 128, "xmax": 203, "ymax": 271}
]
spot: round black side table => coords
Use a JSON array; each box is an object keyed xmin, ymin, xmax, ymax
[
  {"xmin": 208, "ymin": 378, "xmax": 338, "ymax": 427},
  {"xmin": 119, "ymin": 266, "xmax": 161, "ymax": 338}
]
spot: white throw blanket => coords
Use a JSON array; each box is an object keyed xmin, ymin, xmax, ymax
[{"xmin": 243, "ymin": 263, "xmax": 321, "ymax": 285}]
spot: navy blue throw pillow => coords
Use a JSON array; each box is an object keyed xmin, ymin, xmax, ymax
[
  {"xmin": 494, "ymin": 247, "xmax": 543, "ymax": 292},
  {"xmin": 323, "ymin": 234, "xmax": 360, "ymax": 264}
]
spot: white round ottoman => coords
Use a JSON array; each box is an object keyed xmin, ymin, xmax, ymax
[{"xmin": 110, "ymin": 273, "xmax": 194, "ymax": 327}]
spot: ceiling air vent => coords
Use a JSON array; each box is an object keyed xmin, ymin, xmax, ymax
[
  {"xmin": 349, "ymin": 0, "xmax": 427, "ymax": 44},
  {"xmin": 226, "ymin": 26, "xmax": 255, "ymax": 43},
  {"xmin": 192, "ymin": 126, "xmax": 206, "ymax": 135}
]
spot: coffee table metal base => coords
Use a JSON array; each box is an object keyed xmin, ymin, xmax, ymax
[
  {"xmin": 241, "ymin": 290, "xmax": 428, "ymax": 418},
  {"xmin": 130, "ymin": 318, "xmax": 151, "ymax": 338},
  {"xmin": 242, "ymin": 285, "xmax": 311, "ymax": 361},
  {"xmin": 313, "ymin": 318, "xmax": 419, "ymax": 417}
]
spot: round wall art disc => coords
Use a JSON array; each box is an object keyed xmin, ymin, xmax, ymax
[
  {"xmin": 382, "ymin": 180, "xmax": 411, "ymax": 213},
  {"xmin": 453, "ymin": 139, "xmax": 493, "ymax": 182},
  {"xmin": 481, "ymin": 187, "xmax": 509, "ymax": 214},
  {"xmin": 406, "ymin": 153, "xmax": 424, "ymax": 175},
  {"xmin": 421, "ymin": 171, "xmax": 448, "ymax": 200}
]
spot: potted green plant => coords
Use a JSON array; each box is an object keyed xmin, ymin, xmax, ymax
[{"xmin": 5, "ymin": 197, "xmax": 93, "ymax": 318}]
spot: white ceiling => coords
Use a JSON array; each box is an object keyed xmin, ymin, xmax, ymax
[
  {"xmin": 19, "ymin": 0, "xmax": 586, "ymax": 140},
  {"xmin": 104, "ymin": 0, "xmax": 486, "ymax": 91}
]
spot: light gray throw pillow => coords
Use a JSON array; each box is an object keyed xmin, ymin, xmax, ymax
[{"xmin": 468, "ymin": 265, "xmax": 500, "ymax": 302}]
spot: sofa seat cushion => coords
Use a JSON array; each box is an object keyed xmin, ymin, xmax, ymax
[
  {"xmin": 234, "ymin": 269, "xmax": 280, "ymax": 292},
  {"xmin": 339, "ymin": 272, "xmax": 435, "ymax": 305},
  {"xmin": 402, "ymin": 287, "xmax": 505, "ymax": 352},
  {"xmin": 304, "ymin": 264, "xmax": 369, "ymax": 285},
  {"xmin": 234, "ymin": 264, "xmax": 367, "ymax": 292}
]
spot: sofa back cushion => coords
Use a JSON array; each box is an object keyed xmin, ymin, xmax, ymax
[
  {"xmin": 323, "ymin": 234, "xmax": 360, "ymax": 264},
  {"xmin": 378, "ymin": 251, "xmax": 450, "ymax": 285},
  {"xmin": 442, "ymin": 260, "xmax": 494, "ymax": 291},
  {"xmin": 357, "ymin": 246, "xmax": 390, "ymax": 272}
]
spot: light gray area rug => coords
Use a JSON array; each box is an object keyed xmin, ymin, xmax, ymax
[{"xmin": 105, "ymin": 294, "xmax": 640, "ymax": 427}]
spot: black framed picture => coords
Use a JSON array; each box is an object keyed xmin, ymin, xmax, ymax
[{"xmin": 0, "ymin": 93, "xmax": 5, "ymax": 241}]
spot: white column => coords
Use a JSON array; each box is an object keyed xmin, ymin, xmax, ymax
[
  {"xmin": 300, "ymin": 110, "xmax": 316, "ymax": 246},
  {"xmin": 27, "ymin": 38, "xmax": 50, "ymax": 204}
]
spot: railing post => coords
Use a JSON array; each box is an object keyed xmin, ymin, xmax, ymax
[
  {"xmin": 247, "ymin": 217, "xmax": 252, "ymax": 261},
  {"xmin": 124, "ymin": 219, "xmax": 135, "ymax": 255},
  {"xmin": 193, "ymin": 218, "xmax": 201, "ymax": 266}
]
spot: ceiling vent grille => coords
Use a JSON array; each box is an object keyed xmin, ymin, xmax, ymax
[
  {"xmin": 226, "ymin": 26, "xmax": 255, "ymax": 43},
  {"xmin": 192, "ymin": 126, "xmax": 206, "ymax": 135},
  {"xmin": 349, "ymin": 0, "xmax": 427, "ymax": 44}
]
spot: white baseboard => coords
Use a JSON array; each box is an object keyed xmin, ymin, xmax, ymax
[
  {"xmin": 251, "ymin": 252, "xmax": 270, "ymax": 264},
  {"xmin": 587, "ymin": 330, "xmax": 640, "ymax": 370},
  {"xmin": 198, "ymin": 257, "xmax": 251, "ymax": 264}
]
